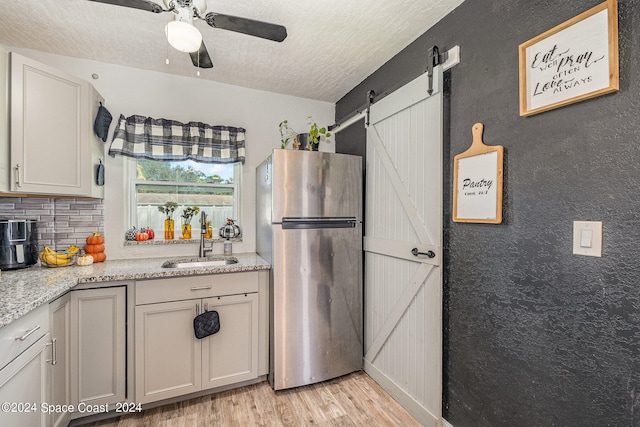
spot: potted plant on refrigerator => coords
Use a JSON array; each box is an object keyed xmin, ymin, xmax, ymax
[{"xmin": 278, "ymin": 116, "xmax": 332, "ymax": 151}]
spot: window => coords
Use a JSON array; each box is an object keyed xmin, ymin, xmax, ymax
[{"xmin": 130, "ymin": 159, "xmax": 240, "ymax": 238}]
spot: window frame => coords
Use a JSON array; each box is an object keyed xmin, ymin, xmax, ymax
[{"xmin": 127, "ymin": 160, "xmax": 242, "ymax": 238}]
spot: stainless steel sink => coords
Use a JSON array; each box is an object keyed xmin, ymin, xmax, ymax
[{"xmin": 161, "ymin": 257, "xmax": 238, "ymax": 269}]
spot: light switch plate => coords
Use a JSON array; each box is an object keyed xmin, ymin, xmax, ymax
[{"xmin": 573, "ymin": 221, "xmax": 602, "ymax": 257}]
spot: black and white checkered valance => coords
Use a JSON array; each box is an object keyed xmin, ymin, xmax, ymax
[{"xmin": 108, "ymin": 115, "xmax": 245, "ymax": 164}]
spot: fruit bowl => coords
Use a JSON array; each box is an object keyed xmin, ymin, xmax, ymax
[
  {"xmin": 39, "ymin": 246, "xmax": 79, "ymax": 268},
  {"xmin": 41, "ymin": 255, "xmax": 76, "ymax": 268}
]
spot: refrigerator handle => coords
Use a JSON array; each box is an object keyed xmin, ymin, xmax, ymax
[{"xmin": 281, "ymin": 217, "xmax": 358, "ymax": 229}]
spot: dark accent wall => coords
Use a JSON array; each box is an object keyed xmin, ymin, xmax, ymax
[{"xmin": 336, "ymin": 1, "xmax": 640, "ymax": 426}]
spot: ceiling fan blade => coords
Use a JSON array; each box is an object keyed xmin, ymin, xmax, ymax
[
  {"xmin": 205, "ymin": 13, "xmax": 287, "ymax": 42},
  {"xmin": 189, "ymin": 41, "xmax": 213, "ymax": 69},
  {"xmin": 87, "ymin": 0, "xmax": 163, "ymax": 13}
]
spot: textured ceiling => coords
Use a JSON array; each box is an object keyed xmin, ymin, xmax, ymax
[{"xmin": 0, "ymin": 0, "xmax": 464, "ymax": 102}]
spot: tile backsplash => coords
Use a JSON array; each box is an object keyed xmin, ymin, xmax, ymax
[{"xmin": 0, "ymin": 197, "xmax": 104, "ymax": 250}]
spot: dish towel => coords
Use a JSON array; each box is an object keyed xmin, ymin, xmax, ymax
[
  {"xmin": 94, "ymin": 103, "xmax": 113, "ymax": 142},
  {"xmin": 193, "ymin": 310, "xmax": 220, "ymax": 339}
]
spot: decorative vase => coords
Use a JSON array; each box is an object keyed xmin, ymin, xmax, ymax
[
  {"xmin": 182, "ymin": 223, "xmax": 192, "ymax": 240},
  {"xmin": 164, "ymin": 219, "xmax": 174, "ymax": 240},
  {"xmin": 296, "ymin": 133, "xmax": 319, "ymax": 151},
  {"xmin": 204, "ymin": 226, "xmax": 213, "ymax": 239}
]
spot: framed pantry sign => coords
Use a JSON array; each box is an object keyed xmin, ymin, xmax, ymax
[
  {"xmin": 519, "ymin": 0, "xmax": 619, "ymax": 116},
  {"xmin": 453, "ymin": 123, "xmax": 503, "ymax": 224}
]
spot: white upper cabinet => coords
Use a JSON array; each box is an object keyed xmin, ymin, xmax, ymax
[{"xmin": 2, "ymin": 51, "xmax": 104, "ymax": 198}]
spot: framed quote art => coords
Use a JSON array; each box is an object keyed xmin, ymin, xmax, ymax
[
  {"xmin": 453, "ymin": 123, "xmax": 504, "ymax": 224},
  {"xmin": 519, "ymin": 0, "xmax": 619, "ymax": 116}
]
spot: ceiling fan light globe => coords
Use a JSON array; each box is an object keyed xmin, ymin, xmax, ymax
[{"xmin": 165, "ymin": 20, "xmax": 202, "ymax": 53}]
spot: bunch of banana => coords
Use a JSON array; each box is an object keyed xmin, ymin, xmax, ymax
[{"xmin": 39, "ymin": 245, "xmax": 80, "ymax": 267}]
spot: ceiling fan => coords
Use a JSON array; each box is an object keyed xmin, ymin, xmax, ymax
[{"xmin": 88, "ymin": 0, "xmax": 287, "ymax": 69}]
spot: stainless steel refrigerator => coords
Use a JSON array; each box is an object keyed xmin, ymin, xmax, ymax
[{"xmin": 256, "ymin": 149, "xmax": 363, "ymax": 391}]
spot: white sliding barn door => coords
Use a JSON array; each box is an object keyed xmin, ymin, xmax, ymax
[{"xmin": 364, "ymin": 67, "xmax": 443, "ymax": 426}]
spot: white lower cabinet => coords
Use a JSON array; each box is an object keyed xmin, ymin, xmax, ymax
[
  {"xmin": 0, "ymin": 333, "xmax": 51, "ymax": 427},
  {"xmin": 70, "ymin": 286, "xmax": 126, "ymax": 410},
  {"xmin": 134, "ymin": 272, "xmax": 262, "ymax": 405},
  {"xmin": 0, "ymin": 305, "xmax": 51, "ymax": 427},
  {"xmin": 46, "ymin": 286, "xmax": 127, "ymax": 425},
  {"xmin": 0, "ymin": 271, "xmax": 266, "ymax": 424},
  {"xmin": 49, "ymin": 293, "xmax": 71, "ymax": 427},
  {"xmin": 201, "ymin": 294, "xmax": 258, "ymax": 389},
  {"xmin": 135, "ymin": 300, "xmax": 202, "ymax": 403}
]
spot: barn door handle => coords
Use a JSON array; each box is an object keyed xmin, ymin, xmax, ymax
[{"xmin": 411, "ymin": 248, "xmax": 435, "ymax": 258}]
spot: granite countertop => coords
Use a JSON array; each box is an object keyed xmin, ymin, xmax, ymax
[{"xmin": 0, "ymin": 253, "xmax": 270, "ymax": 329}]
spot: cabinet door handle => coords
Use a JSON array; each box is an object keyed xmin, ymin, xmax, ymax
[
  {"xmin": 190, "ymin": 286, "xmax": 212, "ymax": 291},
  {"xmin": 16, "ymin": 325, "xmax": 40, "ymax": 341},
  {"xmin": 52, "ymin": 338, "xmax": 57, "ymax": 365},
  {"xmin": 15, "ymin": 164, "xmax": 22, "ymax": 188},
  {"xmin": 204, "ymin": 303, "xmax": 208, "ymax": 312},
  {"xmin": 196, "ymin": 303, "xmax": 200, "ymax": 316},
  {"xmin": 46, "ymin": 338, "xmax": 57, "ymax": 365}
]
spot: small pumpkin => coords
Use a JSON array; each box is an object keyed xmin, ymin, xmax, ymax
[
  {"xmin": 77, "ymin": 254, "xmax": 94, "ymax": 266},
  {"xmin": 125, "ymin": 227, "xmax": 137, "ymax": 241},
  {"xmin": 219, "ymin": 218, "xmax": 241, "ymax": 238},
  {"xmin": 90, "ymin": 252, "xmax": 107, "ymax": 263},
  {"xmin": 86, "ymin": 232, "xmax": 104, "ymax": 245},
  {"xmin": 135, "ymin": 232, "xmax": 149, "ymax": 241},
  {"xmin": 84, "ymin": 244, "xmax": 105, "ymax": 253},
  {"xmin": 143, "ymin": 227, "xmax": 155, "ymax": 240}
]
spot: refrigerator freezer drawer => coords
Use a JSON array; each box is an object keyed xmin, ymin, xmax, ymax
[{"xmin": 269, "ymin": 223, "xmax": 363, "ymax": 390}]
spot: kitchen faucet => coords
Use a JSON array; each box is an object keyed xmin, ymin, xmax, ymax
[{"xmin": 199, "ymin": 212, "xmax": 213, "ymax": 258}]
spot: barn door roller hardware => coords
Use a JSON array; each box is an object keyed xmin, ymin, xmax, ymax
[
  {"xmin": 330, "ymin": 46, "xmax": 459, "ymax": 133},
  {"xmin": 329, "ymin": 90, "xmax": 374, "ymax": 134},
  {"xmin": 365, "ymin": 90, "xmax": 375, "ymax": 127},
  {"xmin": 427, "ymin": 45, "xmax": 446, "ymax": 95}
]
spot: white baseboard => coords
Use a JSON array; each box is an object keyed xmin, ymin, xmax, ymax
[{"xmin": 442, "ymin": 419, "xmax": 454, "ymax": 427}]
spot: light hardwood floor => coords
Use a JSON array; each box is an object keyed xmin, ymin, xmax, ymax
[{"xmin": 80, "ymin": 371, "xmax": 421, "ymax": 426}]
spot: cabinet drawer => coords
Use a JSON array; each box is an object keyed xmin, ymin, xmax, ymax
[
  {"xmin": 0, "ymin": 305, "xmax": 49, "ymax": 370},
  {"xmin": 135, "ymin": 271, "xmax": 259, "ymax": 305}
]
